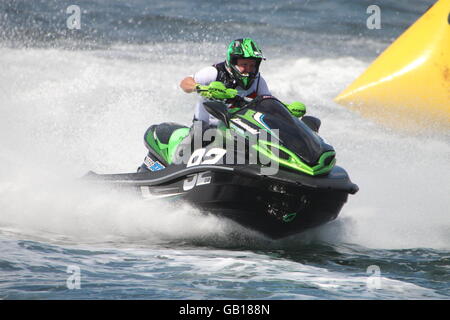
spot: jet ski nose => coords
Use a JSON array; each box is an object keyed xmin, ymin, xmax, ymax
[{"xmin": 349, "ymin": 183, "xmax": 359, "ymax": 195}]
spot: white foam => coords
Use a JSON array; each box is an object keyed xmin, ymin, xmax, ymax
[{"xmin": 138, "ymin": 248, "xmax": 442, "ymax": 299}]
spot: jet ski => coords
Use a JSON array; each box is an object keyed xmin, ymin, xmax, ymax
[{"xmin": 85, "ymin": 95, "xmax": 358, "ymax": 239}]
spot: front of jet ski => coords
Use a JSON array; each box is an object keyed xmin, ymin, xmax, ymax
[
  {"xmin": 172, "ymin": 163, "xmax": 358, "ymax": 239},
  {"xmin": 185, "ymin": 96, "xmax": 359, "ymax": 238}
]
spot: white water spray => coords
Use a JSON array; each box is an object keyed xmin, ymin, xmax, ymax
[{"xmin": 0, "ymin": 45, "xmax": 448, "ymax": 249}]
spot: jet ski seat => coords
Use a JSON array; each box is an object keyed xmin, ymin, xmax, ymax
[{"xmin": 153, "ymin": 122, "xmax": 189, "ymax": 145}]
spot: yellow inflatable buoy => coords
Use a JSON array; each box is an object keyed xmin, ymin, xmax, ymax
[{"xmin": 334, "ymin": 0, "xmax": 450, "ymax": 130}]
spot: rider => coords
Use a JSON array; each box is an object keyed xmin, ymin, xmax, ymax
[{"xmin": 180, "ymin": 38, "xmax": 307, "ymax": 127}]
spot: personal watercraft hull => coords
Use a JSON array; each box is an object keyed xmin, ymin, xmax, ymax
[
  {"xmin": 84, "ymin": 163, "xmax": 358, "ymax": 239},
  {"xmin": 85, "ymin": 97, "xmax": 359, "ymax": 239}
]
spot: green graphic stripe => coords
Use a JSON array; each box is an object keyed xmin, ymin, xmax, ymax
[{"xmin": 254, "ymin": 141, "xmax": 336, "ymax": 176}]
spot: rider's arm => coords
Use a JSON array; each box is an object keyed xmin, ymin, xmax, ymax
[{"xmin": 180, "ymin": 66, "xmax": 218, "ymax": 93}]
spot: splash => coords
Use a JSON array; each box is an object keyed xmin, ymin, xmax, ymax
[{"xmin": 0, "ymin": 45, "xmax": 448, "ymax": 249}]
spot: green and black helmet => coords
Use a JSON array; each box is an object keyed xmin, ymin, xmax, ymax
[{"xmin": 225, "ymin": 38, "xmax": 265, "ymax": 90}]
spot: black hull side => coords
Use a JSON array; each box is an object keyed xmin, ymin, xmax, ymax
[
  {"xmin": 178, "ymin": 171, "xmax": 348, "ymax": 239},
  {"xmin": 84, "ymin": 164, "xmax": 356, "ymax": 239}
]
